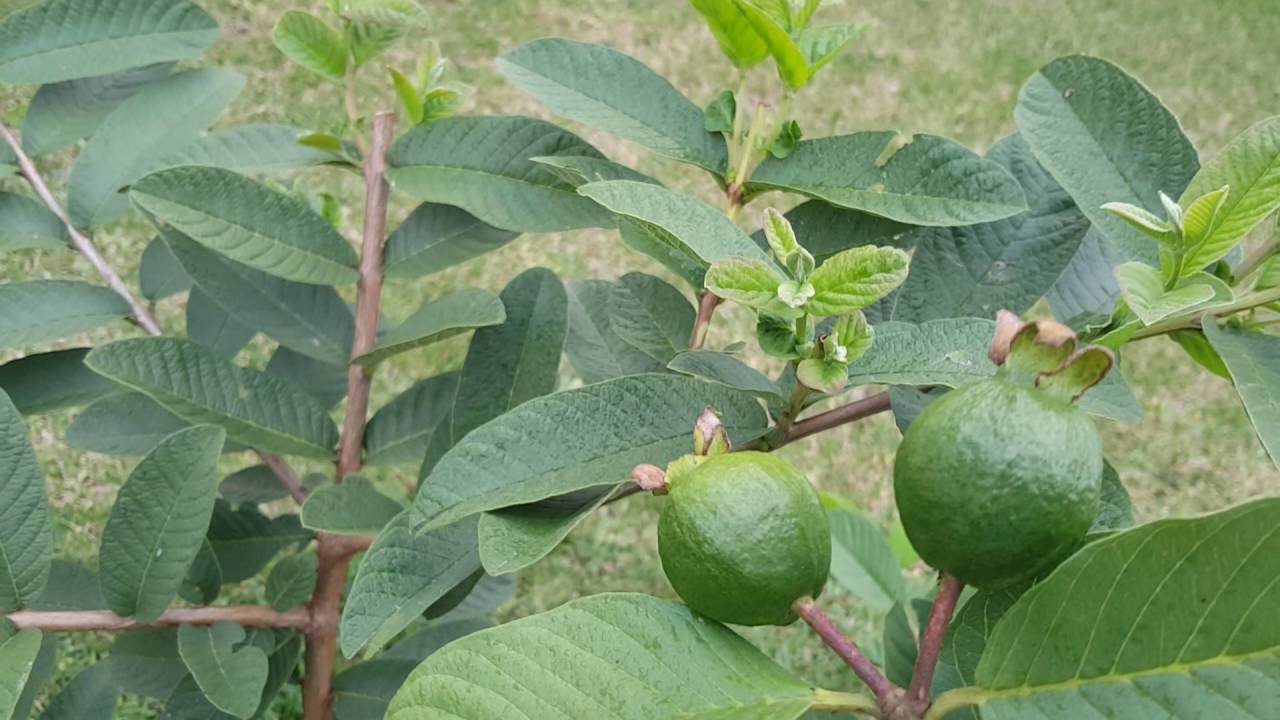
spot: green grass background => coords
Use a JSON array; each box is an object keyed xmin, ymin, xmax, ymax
[{"xmin": 2, "ymin": 0, "xmax": 1279, "ymax": 716}]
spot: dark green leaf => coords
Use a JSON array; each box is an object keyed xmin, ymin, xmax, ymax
[
  {"xmin": 185, "ymin": 289, "xmax": 255, "ymax": 358},
  {"xmin": 207, "ymin": 503, "xmax": 309, "ymax": 583},
  {"xmin": 158, "ymin": 675, "xmax": 234, "ymax": 719},
  {"xmin": 68, "ymin": 392, "xmax": 199, "ymax": 457},
  {"xmin": 0, "ymin": 390, "xmax": 52, "ymax": 612},
  {"xmin": 30, "ymin": 560, "xmax": 105, "ymax": 611},
  {"xmin": 618, "ymin": 216, "xmax": 710, "ymax": 289},
  {"xmin": 0, "ymin": 191, "xmax": 67, "ymax": 252},
  {"xmin": 667, "ymin": 350, "xmax": 784, "ymax": 400},
  {"xmin": 140, "ymin": 236, "xmax": 193, "ymax": 301},
  {"xmin": 0, "ymin": 629, "xmax": 41, "ymax": 720},
  {"xmin": 1203, "ymin": 319, "xmax": 1280, "ymax": 467},
  {"xmin": 218, "ymin": 465, "xmax": 288, "ymax": 506},
  {"xmin": 20, "ymin": 63, "xmax": 173, "ymax": 157},
  {"xmin": 384, "ymin": 203, "xmax": 519, "ymax": 281},
  {"xmin": 177, "ymin": 622, "xmax": 268, "ymax": 719},
  {"xmin": 355, "ymin": 288, "xmax": 505, "ymax": 367},
  {"xmin": 477, "ymin": 484, "xmax": 616, "ymax": 575},
  {"xmin": 102, "ymin": 629, "xmax": 187, "ymax": 698},
  {"xmin": 931, "ymin": 585, "xmax": 1024, "ymax": 717},
  {"xmin": 0, "ymin": 280, "xmax": 129, "ymax": 351},
  {"xmin": 265, "ymin": 552, "xmax": 317, "ymax": 611},
  {"xmin": 178, "ymin": 538, "xmax": 221, "ymax": 606},
  {"xmin": 38, "ymin": 663, "xmax": 120, "ymax": 720},
  {"xmin": 846, "ymin": 318, "xmax": 995, "ymax": 388},
  {"xmin": 265, "ymin": 347, "xmax": 348, "ymax": 409},
  {"xmin": 564, "ymin": 280, "xmax": 666, "ymax": 384},
  {"xmin": 364, "ymin": 373, "xmax": 458, "ymax": 467},
  {"xmin": 608, "ymin": 272, "xmax": 695, "ymax": 364},
  {"xmin": 301, "ymin": 475, "xmax": 403, "ymax": 535},
  {"xmin": 770, "ymin": 200, "xmax": 911, "ymax": 264},
  {"xmin": 1091, "ymin": 461, "xmax": 1135, "ymax": 533},
  {"xmin": 158, "ymin": 123, "xmax": 347, "ymax": 174},
  {"xmin": 0, "ymin": 348, "xmax": 117, "ymax": 415}
]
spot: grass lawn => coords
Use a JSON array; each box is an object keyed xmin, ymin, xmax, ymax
[{"xmin": 2, "ymin": 0, "xmax": 1279, "ymax": 715}]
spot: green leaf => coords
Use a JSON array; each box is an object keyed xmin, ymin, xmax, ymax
[
  {"xmin": 797, "ymin": 22, "xmax": 865, "ymax": 74},
  {"xmin": 218, "ymin": 465, "xmax": 287, "ymax": 506},
  {"xmin": 132, "ymin": 166, "xmax": 358, "ymax": 285},
  {"xmin": 1114, "ymin": 262, "xmax": 1224, "ymax": 325},
  {"xmin": 99, "ymin": 425, "xmax": 225, "ymax": 623},
  {"xmin": 69, "ymin": 68, "xmax": 245, "ymax": 227},
  {"xmin": 355, "ymin": 288, "xmax": 506, "ymax": 367},
  {"xmin": 795, "ymin": 358, "xmax": 847, "ymax": 393},
  {"xmin": 706, "ymin": 258, "xmax": 785, "ymax": 309},
  {"xmin": 846, "ymin": 318, "xmax": 994, "ymax": 388},
  {"xmin": 364, "ymin": 373, "xmax": 457, "ymax": 467},
  {"xmin": 0, "ymin": 192, "xmax": 67, "ymax": 252},
  {"xmin": 618, "ymin": 217, "xmax": 712, "ymax": 290},
  {"xmin": 0, "ymin": 629, "xmax": 41, "ymax": 720},
  {"xmin": 186, "ymin": 289, "xmax": 255, "ymax": 358},
  {"xmin": 20, "ymin": 63, "xmax": 173, "ymax": 157},
  {"xmin": 1102, "ymin": 200, "xmax": 1177, "ymax": 243},
  {"xmin": 1172, "ymin": 328, "xmax": 1232, "ymax": 379},
  {"xmin": 177, "ymin": 622, "xmax": 268, "ymax": 719},
  {"xmin": 1075, "ymin": 367, "xmax": 1144, "ymax": 423},
  {"xmin": 1203, "ymin": 320, "xmax": 1280, "ymax": 468},
  {"xmin": 301, "ymin": 475, "xmax": 403, "ymax": 536},
  {"xmin": 883, "ymin": 599, "xmax": 934, "ymax": 687},
  {"xmin": 608, "ymin": 272, "xmax": 695, "ymax": 364},
  {"xmin": 808, "ymin": 245, "xmax": 910, "ymax": 316},
  {"xmin": 389, "ymin": 67, "xmax": 424, "ymax": 124},
  {"xmin": 498, "ymin": 39, "xmax": 727, "ymax": 175},
  {"xmin": 960, "ymin": 497, "xmax": 1280, "ymax": 719},
  {"xmin": 38, "ymin": 663, "xmax": 120, "ymax": 720},
  {"xmin": 1091, "ymin": 461, "xmax": 1135, "ymax": 533},
  {"xmin": 749, "ymin": 132, "xmax": 1028, "ymax": 226},
  {"xmin": 266, "ymin": 347, "xmax": 348, "ymax": 409},
  {"xmin": 773, "ymin": 200, "xmax": 912, "ymax": 264},
  {"xmin": 340, "ymin": 512, "xmax": 481, "ymax": 658},
  {"xmin": 265, "ymin": 552, "xmax": 317, "ymax": 611},
  {"xmin": 731, "ymin": 0, "xmax": 809, "ymax": 89},
  {"xmin": 85, "ymin": 337, "xmax": 340, "ymax": 459},
  {"xmin": 1181, "ymin": 116, "xmax": 1280, "ymax": 273},
  {"xmin": 0, "ymin": 348, "xmax": 116, "ymax": 415},
  {"xmin": 165, "ymin": 231, "xmax": 355, "ymax": 366},
  {"xmin": 386, "ymin": 593, "xmax": 866, "ymax": 719},
  {"xmin": 931, "ymin": 585, "xmax": 1025, "ymax": 712},
  {"xmin": 207, "ymin": 503, "xmax": 309, "ymax": 583},
  {"xmin": 703, "ymin": 89, "xmax": 737, "ymax": 134},
  {"xmin": 139, "ymin": 236, "xmax": 192, "ymax": 301},
  {"xmin": 333, "ymin": 658, "xmax": 421, "ymax": 720},
  {"xmin": 477, "ymin": 484, "xmax": 616, "ymax": 576},
  {"xmin": 178, "ymin": 537, "xmax": 221, "ymax": 606},
  {"xmin": 826, "ymin": 505, "xmax": 905, "ymax": 613},
  {"xmin": 0, "ymin": 390, "xmax": 52, "ymax": 612},
  {"xmin": 273, "ymin": 11, "xmax": 347, "ymax": 81},
  {"xmin": 387, "ymin": 116, "xmax": 613, "ymax": 232},
  {"xmin": 564, "ymin": 280, "xmax": 667, "ymax": 384},
  {"xmin": 0, "ymin": 280, "xmax": 129, "ymax": 351},
  {"xmin": 255, "ymin": 634, "xmax": 303, "ymax": 717},
  {"xmin": 414, "ymin": 375, "xmax": 768, "ymax": 531},
  {"xmin": 1015, "ymin": 55, "xmax": 1200, "ymax": 278},
  {"xmin": 667, "ymin": 350, "xmax": 784, "ymax": 400},
  {"xmin": 384, "ymin": 203, "xmax": 520, "ymax": 280},
  {"xmin": 452, "ymin": 268, "xmax": 567, "ymax": 439},
  {"xmin": 580, "ymin": 180, "xmax": 773, "ymax": 264},
  {"xmin": 0, "ymin": 0, "xmax": 217, "ymax": 84},
  {"xmin": 30, "ymin": 560, "xmax": 104, "ymax": 611},
  {"xmin": 690, "ymin": 0, "xmax": 769, "ymax": 69},
  {"xmin": 101, "ymin": 629, "xmax": 186, "ymax": 698},
  {"xmin": 889, "ymin": 133, "xmax": 1092, "ymax": 322},
  {"xmin": 157, "ymin": 123, "xmax": 349, "ymax": 174},
  {"xmin": 68, "ymin": 392, "xmax": 213, "ymax": 457},
  {"xmin": 158, "ymin": 676, "xmax": 232, "ymax": 719},
  {"xmin": 335, "ymin": 0, "xmax": 428, "ymax": 27}
]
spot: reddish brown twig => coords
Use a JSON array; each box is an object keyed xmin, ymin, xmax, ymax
[
  {"xmin": 8, "ymin": 606, "xmax": 312, "ymax": 633},
  {"xmin": 909, "ymin": 574, "xmax": 964, "ymax": 704},
  {"xmin": 689, "ymin": 292, "xmax": 721, "ymax": 350},
  {"xmin": 793, "ymin": 596, "xmax": 896, "ymax": 702},
  {"xmin": 786, "ymin": 391, "xmax": 891, "ymax": 443}
]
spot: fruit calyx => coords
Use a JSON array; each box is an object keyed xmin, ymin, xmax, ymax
[
  {"xmin": 989, "ymin": 309, "xmax": 1116, "ymax": 402},
  {"xmin": 629, "ymin": 407, "xmax": 732, "ymax": 497}
]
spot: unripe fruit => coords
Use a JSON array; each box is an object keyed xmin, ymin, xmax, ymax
[
  {"xmin": 893, "ymin": 378, "xmax": 1102, "ymax": 589},
  {"xmin": 658, "ymin": 451, "xmax": 831, "ymax": 626}
]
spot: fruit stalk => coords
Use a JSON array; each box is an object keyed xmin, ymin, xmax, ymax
[
  {"xmin": 793, "ymin": 596, "xmax": 896, "ymax": 702},
  {"xmin": 908, "ymin": 574, "xmax": 965, "ymax": 704}
]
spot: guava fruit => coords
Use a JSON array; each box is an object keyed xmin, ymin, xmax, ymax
[{"xmin": 658, "ymin": 451, "xmax": 831, "ymax": 626}]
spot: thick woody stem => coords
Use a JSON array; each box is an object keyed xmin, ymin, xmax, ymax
[
  {"xmin": 8, "ymin": 606, "xmax": 312, "ymax": 633},
  {"xmin": 689, "ymin": 292, "xmax": 721, "ymax": 350},
  {"xmin": 908, "ymin": 574, "xmax": 965, "ymax": 704},
  {"xmin": 793, "ymin": 596, "xmax": 897, "ymax": 703},
  {"xmin": 302, "ymin": 111, "xmax": 395, "ymax": 720}
]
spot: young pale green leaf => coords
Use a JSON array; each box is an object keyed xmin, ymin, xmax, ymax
[
  {"xmin": 264, "ymin": 552, "xmax": 317, "ymax": 612},
  {"xmin": 414, "ymin": 375, "xmax": 769, "ymax": 531},
  {"xmin": 807, "ymin": 245, "xmax": 909, "ymax": 316},
  {"xmin": 336, "ymin": 0, "xmax": 429, "ymax": 27},
  {"xmin": 207, "ymin": 503, "xmax": 310, "ymax": 583},
  {"xmin": 795, "ymin": 358, "xmax": 847, "ymax": 393},
  {"xmin": 0, "ymin": 0, "xmax": 216, "ymax": 85},
  {"xmin": 731, "ymin": 0, "xmax": 809, "ymax": 89},
  {"xmin": 564, "ymin": 280, "xmax": 667, "ymax": 384},
  {"xmin": 265, "ymin": 347, "xmax": 347, "ymax": 409},
  {"xmin": 825, "ymin": 505, "xmax": 906, "ymax": 613},
  {"xmin": 69, "ymin": 68, "xmax": 245, "ymax": 227},
  {"xmin": 750, "ymin": 132, "xmax": 1027, "ymax": 226},
  {"xmin": 156, "ymin": 123, "xmax": 349, "ymax": 174},
  {"xmin": 667, "ymin": 350, "xmax": 785, "ymax": 400},
  {"xmin": 348, "ymin": 22, "xmax": 401, "ymax": 66},
  {"xmin": 1114, "ymin": 262, "xmax": 1219, "ymax": 325},
  {"xmin": 1016, "ymin": 55, "xmax": 1199, "ymax": 271},
  {"xmin": 301, "ymin": 475, "xmax": 403, "ymax": 536},
  {"xmin": 99, "ymin": 425, "xmax": 225, "ymax": 623},
  {"xmin": 384, "ymin": 203, "xmax": 520, "ymax": 280},
  {"xmin": 451, "ymin": 269, "xmax": 567, "ymax": 440},
  {"xmin": 177, "ymin": 622, "xmax": 268, "ymax": 719},
  {"xmin": 1203, "ymin": 320, "xmax": 1280, "ymax": 468},
  {"xmin": 355, "ymin": 288, "xmax": 505, "ymax": 366},
  {"xmin": 1100, "ymin": 201, "xmax": 1176, "ymax": 242},
  {"xmin": 37, "ymin": 663, "xmax": 120, "ymax": 720},
  {"xmin": 0, "ymin": 348, "xmax": 117, "ymax": 415},
  {"xmin": 0, "ymin": 192, "xmax": 67, "ymax": 252},
  {"xmin": 272, "ymin": 10, "xmax": 347, "ymax": 81},
  {"xmin": 386, "ymin": 593, "xmax": 869, "ymax": 719},
  {"xmin": 132, "ymin": 166, "xmax": 358, "ymax": 285},
  {"xmin": 0, "ymin": 390, "xmax": 52, "ymax": 612},
  {"xmin": 846, "ymin": 318, "xmax": 995, "ymax": 388},
  {"xmin": 0, "ymin": 280, "xmax": 129, "ymax": 351},
  {"xmin": 498, "ymin": 39, "xmax": 728, "ymax": 175},
  {"xmin": 607, "ymin": 272, "xmax": 695, "ymax": 364},
  {"xmin": 387, "ymin": 117, "xmax": 613, "ymax": 232},
  {"xmin": 0, "ymin": 629, "xmax": 42, "ymax": 720},
  {"xmin": 1180, "ymin": 116, "xmax": 1280, "ymax": 274},
  {"xmin": 340, "ymin": 512, "xmax": 481, "ymax": 658},
  {"xmin": 763, "ymin": 207, "xmax": 799, "ymax": 259},
  {"xmin": 580, "ymin": 180, "xmax": 773, "ymax": 264},
  {"xmin": 364, "ymin": 373, "xmax": 457, "ymax": 467},
  {"xmin": 165, "ymin": 232, "xmax": 355, "ymax": 365},
  {"xmin": 961, "ymin": 497, "xmax": 1280, "ymax": 719},
  {"xmin": 1179, "ymin": 185, "xmax": 1230, "ymax": 249},
  {"xmin": 85, "ymin": 337, "xmax": 340, "ymax": 459},
  {"xmin": 797, "ymin": 22, "xmax": 865, "ymax": 74},
  {"xmin": 185, "ymin": 289, "xmax": 255, "ymax": 358},
  {"xmin": 389, "ymin": 67, "xmax": 424, "ymax": 124},
  {"xmin": 690, "ymin": 0, "xmax": 769, "ymax": 69},
  {"xmin": 477, "ymin": 485, "xmax": 616, "ymax": 576},
  {"xmin": 20, "ymin": 63, "xmax": 173, "ymax": 157}
]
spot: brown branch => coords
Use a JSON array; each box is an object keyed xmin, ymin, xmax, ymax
[
  {"xmin": 793, "ymin": 596, "xmax": 897, "ymax": 702},
  {"xmin": 258, "ymin": 450, "xmax": 308, "ymax": 504},
  {"xmin": 689, "ymin": 292, "xmax": 721, "ymax": 350},
  {"xmin": 908, "ymin": 573, "xmax": 964, "ymax": 705},
  {"xmin": 303, "ymin": 111, "xmax": 395, "ymax": 720},
  {"xmin": 785, "ymin": 391, "xmax": 891, "ymax": 443},
  {"xmin": 8, "ymin": 606, "xmax": 311, "ymax": 633}
]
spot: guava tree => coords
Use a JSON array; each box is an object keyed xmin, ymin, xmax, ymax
[{"xmin": 0, "ymin": 0, "xmax": 1278, "ymax": 719}]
